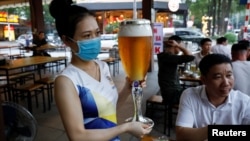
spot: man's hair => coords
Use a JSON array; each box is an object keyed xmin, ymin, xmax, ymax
[
  {"xmin": 199, "ymin": 54, "xmax": 232, "ymax": 76},
  {"xmin": 168, "ymin": 35, "xmax": 182, "ymax": 43},
  {"xmin": 38, "ymin": 31, "xmax": 45, "ymax": 34},
  {"xmin": 238, "ymin": 40, "xmax": 250, "ymax": 48},
  {"xmin": 216, "ymin": 37, "xmax": 227, "ymax": 44},
  {"xmin": 200, "ymin": 38, "xmax": 212, "ymax": 46},
  {"xmin": 231, "ymin": 43, "xmax": 248, "ymax": 52}
]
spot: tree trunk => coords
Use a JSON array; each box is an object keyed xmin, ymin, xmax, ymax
[
  {"xmin": 224, "ymin": 0, "xmax": 232, "ymax": 33},
  {"xmin": 212, "ymin": 0, "xmax": 216, "ymax": 36},
  {"xmin": 217, "ymin": 0, "xmax": 222, "ymax": 35},
  {"xmin": 207, "ymin": 0, "xmax": 213, "ymax": 36}
]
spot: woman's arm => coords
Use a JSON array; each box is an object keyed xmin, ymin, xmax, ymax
[
  {"xmin": 54, "ymin": 76, "xmax": 151, "ymax": 141},
  {"xmin": 116, "ymin": 77, "xmax": 131, "ymax": 109}
]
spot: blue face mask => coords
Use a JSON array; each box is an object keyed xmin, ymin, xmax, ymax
[{"xmin": 74, "ymin": 37, "xmax": 101, "ymax": 61}]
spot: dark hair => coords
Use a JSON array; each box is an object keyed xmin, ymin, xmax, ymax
[
  {"xmin": 49, "ymin": 0, "xmax": 95, "ymax": 38},
  {"xmin": 199, "ymin": 54, "xmax": 232, "ymax": 76},
  {"xmin": 238, "ymin": 40, "xmax": 250, "ymax": 48},
  {"xmin": 38, "ymin": 31, "xmax": 44, "ymax": 34},
  {"xmin": 200, "ymin": 38, "xmax": 212, "ymax": 46},
  {"xmin": 216, "ymin": 37, "xmax": 227, "ymax": 44},
  {"xmin": 168, "ymin": 35, "xmax": 182, "ymax": 43},
  {"xmin": 231, "ymin": 43, "xmax": 248, "ymax": 52}
]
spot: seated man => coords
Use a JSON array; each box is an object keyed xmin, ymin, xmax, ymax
[
  {"xmin": 211, "ymin": 37, "xmax": 231, "ymax": 59},
  {"xmin": 231, "ymin": 43, "xmax": 250, "ymax": 96},
  {"xmin": 157, "ymin": 35, "xmax": 194, "ymax": 106},
  {"xmin": 175, "ymin": 54, "xmax": 250, "ymax": 141},
  {"xmin": 32, "ymin": 31, "xmax": 51, "ymax": 57},
  {"xmin": 238, "ymin": 40, "xmax": 250, "ymax": 61},
  {"xmin": 193, "ymin": 38, "xmax": 212, "ymax": 66}
]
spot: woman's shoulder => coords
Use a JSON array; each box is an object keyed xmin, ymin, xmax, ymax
[{"xmin": 96, "ymin": 60, "xmax": 109, "ymax": 70}]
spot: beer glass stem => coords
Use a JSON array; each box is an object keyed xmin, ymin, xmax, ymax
[{"xmin": 132, "ymin": 81, "xmax": 143, "ymax": 121}]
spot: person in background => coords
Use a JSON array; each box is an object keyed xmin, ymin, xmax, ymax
[
  {"xmin": 211, "ymin": 37, "xmax": 231, "ymax": 59},
  {"xmin": 32, "ymin": 31, "xmax": 51, "ymax": 57},
  {"xmin": 157, "ymin": 35, "xmax": 194, "ymax": 106},
  {"xmin": 238, "ymin": 39, "xmax": 250, "ymax": 61},
  {"xmin": 231, "ymin": 43, "xmax": 250, "ymax": 96},
  {"xmin": 193, "ymin": 38, "xmax": 212, "ymax": 66},
  {"xmin": 49, "ymin": 0, "xmax": 151, "ymax": 141},
  {"xmin": 175, "ymin": 54, "xmax": 250, "ymax": 141}
]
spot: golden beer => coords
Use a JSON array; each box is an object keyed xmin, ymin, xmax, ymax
[
  {"xmin": 190, "ymin": 63, "xmax": 196, "ymax": 72},
  {"xmin": 118, "ymin": 19, "xmax": 152, "ymax": 81}
]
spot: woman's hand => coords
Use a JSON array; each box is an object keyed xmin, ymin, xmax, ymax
[
  {"xmin": 126, "ymin": 122, "xmax": 152, "ymax": 138},
  {"xmin": 126, "ymin": 75, "xmax": 147, "ymax": 89}
]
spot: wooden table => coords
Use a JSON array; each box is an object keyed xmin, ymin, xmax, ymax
[
  {"xmin": 179, "ymin": 75, "xmax": 202, "ymax": 88},
  {"xmin": 179, "ymin": 75, "xmax": 201, "ymax": 83},
  {"xmin": 0, "ymin": 56, "xmax": 67, "ymax": 96},
  {"xmin": 141, "ymin": 134, "xmax": 175, "ymax": 141},
  {"xmin": 0, "ymin": 45, "xmax": 22, "ymax": 59},
  {"xmin": 36, "ymin": 44, "xmax": 58, "ymax": 51}
]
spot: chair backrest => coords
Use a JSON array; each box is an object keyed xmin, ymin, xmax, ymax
[{"xmin": 109, "ymin": 48, "xmax": 119, "ymax": 60}]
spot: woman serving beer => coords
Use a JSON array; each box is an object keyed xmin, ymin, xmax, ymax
[{"xmin": 49, "ymin": 0, "xmax": 151, "ymax": 141}]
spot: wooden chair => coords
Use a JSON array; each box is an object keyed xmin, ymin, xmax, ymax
[
  {"xmin": 106, "ymin": 48, "xmax": 119, "ymax": 76},
  {"xmin": 0, "ymin": 71, "xmax": 35, "ymax": 101},
  {"xmin": 0, "ymin": 83, "xmax": 8, "ymax": 101},
  {"xmin": 145, "ymin": 94, "xmax": 179, "ymax": 137},
  {"xmin": 35, "ymin": 76, "xmax": 55, "ymax": 110},
  {"xmin": 12, "ymin": 83, "xmax": 45, "ymax": 113},
  {"xmin": 11, "ymin": 73, "xmax": 46, "ymax": 113}
]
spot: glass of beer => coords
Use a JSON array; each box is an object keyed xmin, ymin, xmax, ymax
[
  {"xmin": 118, "ymin": 19, "xmax": 154, "ymax": 128},
  {"xmin": 190, "ymin": 63, "xmax": 196, "ymax": 73}
]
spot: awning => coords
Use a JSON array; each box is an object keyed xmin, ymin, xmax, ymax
[{"xmin": 77, "ymin": 1, "xmax": 188, "ymax": 14}]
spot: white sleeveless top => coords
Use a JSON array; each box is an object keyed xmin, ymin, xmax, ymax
[{"xmin": 58, "ymin": 60, "xmax": 119, "ymax": 141}]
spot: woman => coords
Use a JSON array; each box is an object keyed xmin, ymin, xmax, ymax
[{"xmin": 49, "ymin": 0, "xmax": 151, "ymax": 141}]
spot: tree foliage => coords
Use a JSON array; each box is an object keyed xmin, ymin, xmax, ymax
[{"xmin": 186, "ymin": 0, "xmax": 246, "ymax": 36}]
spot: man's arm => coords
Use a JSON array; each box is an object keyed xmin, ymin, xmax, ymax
[
  {"xmin": 177, "ymin": 44, "xmax": 193, "ymax": 55},
  {"xmin": 175, "ymin": 88, "xmax": 208, "ymax": 141},
  {"xmin": 176, "ymin": 126, "xmax": 208, "ymax": 141}
]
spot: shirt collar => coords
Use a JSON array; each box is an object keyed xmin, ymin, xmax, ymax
[{"xmin": 199, "ymin": 51, "xmax": 212, "ymax": 58}]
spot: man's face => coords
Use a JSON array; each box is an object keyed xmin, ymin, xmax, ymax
[
  {"xmin": 201, "ymin": 63, "xmax": 234, "ymax": 98},
  {"xmin": 222, "ymin": 40, "xmax": 228, "ymax": 46},
  {"xmin": 201, "ymin": 41, "xmax": 212, "ymax": 53},
  {"xmin": 39, "ymin": 33, "xmax": 45, "ymax": 40}
]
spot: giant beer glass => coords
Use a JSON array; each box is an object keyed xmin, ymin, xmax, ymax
[{"xmin": 118, "ymin": 19, "xmax": 154, "ymax": 128}]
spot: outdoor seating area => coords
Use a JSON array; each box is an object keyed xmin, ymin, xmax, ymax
[
  {"xmin": 0, "ymin": 47, "xmax": 178, "ymax": 140},
  {"xmin": 0, "ymin": 43, "xmax": 204, "ymax": 140}
]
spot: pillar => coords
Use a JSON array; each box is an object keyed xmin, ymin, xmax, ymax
[
  {"xmin": 142, "ymin": 0, "xmax": 153, "ymax": 21},
  {"xmin": 29, "ymin": 0, "xmax": 45, "ymax": 33},
  {"xmin": 142, "ymin": 0, "xmax": 154, "ymax": 72}
]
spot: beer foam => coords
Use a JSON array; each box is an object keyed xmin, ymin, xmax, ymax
[{"xmin": 118, "ymin": 25, "xmax": 152, "ymax": 37}]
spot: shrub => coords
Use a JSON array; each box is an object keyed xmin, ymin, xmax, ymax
[{"xmin": 224, "ymin": 32, "xmax": 237, "ymax": 44}]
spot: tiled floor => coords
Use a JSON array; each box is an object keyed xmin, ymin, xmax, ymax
[{"xmin": 2, "ymin": 50, "xmax": 177, "ymax": 141}]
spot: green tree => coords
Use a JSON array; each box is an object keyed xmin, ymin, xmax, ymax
[{"xmin": 186, "ymin": 0, "xmax": 246, "ymax": 36}]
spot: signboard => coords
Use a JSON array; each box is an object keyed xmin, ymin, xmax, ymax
[
  {"xmin": 0, "ymin": 11, "xmax": 19, "ymax": 23},
  {"xmin": 240, "ymin": 0, "xmax": 247, "ymax": 5},
  {"xmin": 153, "ymin": 22, "xmax": 163, "ymax": 54}
]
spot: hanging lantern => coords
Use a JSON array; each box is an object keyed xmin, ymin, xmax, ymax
[{"xmin": 168, "ymin": 0, "xmax": 179, "ymax": 12}]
